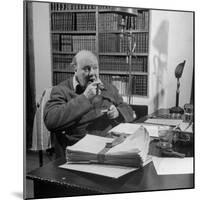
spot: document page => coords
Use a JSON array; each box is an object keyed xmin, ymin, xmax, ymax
[
  {"xmin": 145, "ymin": 119, "xmax": 182, "ymax": 126},
  {"xmin": 60, "ymin": 163, "xmax": 138, "ymax": 178},
  {"xmin": 179, "ymin": 121, "xmax": 193, "ymax": 133},
  {"xmin": 109, "ymin": 123, "xmax": 170, "ymax": 137},
  {"xmin": 67, "ymin": 134, "xmax": 113, "ymax": 154},
  {"xmin": 152, "ymin": 156, "xmax": 193, "ymax": 175}
]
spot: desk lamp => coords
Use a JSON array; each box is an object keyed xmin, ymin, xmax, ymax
[
  {"xmin": 169, "ymin": 60, "xmax": 186, "ymax": 114},
  {"xmin": 110, "ymin": 7, "xmax": 138, "ymax": 104}
]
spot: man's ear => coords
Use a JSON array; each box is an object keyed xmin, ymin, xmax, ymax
[
  {"xmin": 71, "ymin": 63, "xmax": 77, "ymax": 72},
  {"xmin": 74, "ymin": 65, "xmax": 77, "ymax": 72}
]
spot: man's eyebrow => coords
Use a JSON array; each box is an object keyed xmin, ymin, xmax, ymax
[
  {"xmin": 83, "ymin": 64, "xmax": 97, "ymax": 69},
  {"xmin": 83, "ymin": 65, "xmax": 91, "ymax": 69}
]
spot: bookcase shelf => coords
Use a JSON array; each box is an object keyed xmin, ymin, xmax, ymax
[
  {"xmin": 100, "ymin": 71, "xmax": 148, "ymax": 75},
  {"xmin": 99, "ymin": 30, "xmax": 149, "ymax": 33},
  {"xmin": 51, "ymin": 31, "xmax": 96, "ymax": 34},
  {"xmin": 52, "ymin": 51, "xmax": 148, "ymax": 56},
  {"xmin": 53, "ymin": 69, "xmax": 148, "ymax": 76},
  {"xmin": 99, "ymin": 52, "xmax": 148, "ymax": 56},
  {"xmin": 51, "ymin": 9, "xmax": 96, "ymax": 13},
  {"xmin": 53, "ymin": 69, "xmax": 74, "ymax": 73},
  {"xmin": 50, "ymin": 3, "xmax": 149, "ymax": 98},
  {"xmin": 52, "ymin": 51, "xmax": 76, "ymax": 54}
]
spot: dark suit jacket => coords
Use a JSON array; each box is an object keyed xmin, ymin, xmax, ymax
[{"xmin": 44, "ymin": 78, "xmax": 134, "ymax": 157}]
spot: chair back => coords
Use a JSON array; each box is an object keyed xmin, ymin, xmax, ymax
[{"xmin": 31, "ymin": 87, "xmax": 53, "ymax": 151}]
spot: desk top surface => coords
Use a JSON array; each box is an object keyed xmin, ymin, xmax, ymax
[{"xmin": 27, "ymin": 109, "xmax": 194, "ymax": 194}]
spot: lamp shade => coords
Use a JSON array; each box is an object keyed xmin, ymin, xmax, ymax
[{"xmin": 110, "ymin": 7, "xmax": 138, "ymax": 16}]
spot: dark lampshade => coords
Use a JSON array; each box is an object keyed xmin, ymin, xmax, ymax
[{"xmin": 175, "ymin": 60, "xmax": 186, "ymax": 79}]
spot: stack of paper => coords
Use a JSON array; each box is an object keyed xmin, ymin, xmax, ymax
[
  {"xmin": 108, "ymin": 123, "xmax": 170, "ymax": 138},
  {"xmin": 66, "ymin": 126, "xmax": 150, "ymax": 168}
]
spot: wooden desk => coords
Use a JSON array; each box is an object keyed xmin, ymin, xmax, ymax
[{"xmin": 27, "ymin": 109, "xmax": 194, "ymax": 199}]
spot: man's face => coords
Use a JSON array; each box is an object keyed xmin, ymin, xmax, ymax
[{"xmin": 75, "ymin": 55, "xmax": 99, "ymax": 88}]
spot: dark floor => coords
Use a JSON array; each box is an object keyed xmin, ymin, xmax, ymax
[{"xmin": 25, "ymin": 150, "xmax": 56, "ymax": 199}]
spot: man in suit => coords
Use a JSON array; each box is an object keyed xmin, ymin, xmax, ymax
[{"xmin": 44, "ymin": 50, "xmax": 135, "ymax": 157}]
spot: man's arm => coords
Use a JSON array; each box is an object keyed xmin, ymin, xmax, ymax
[{"xmin": 43, "ymin": 85, "xmax": 92, "ymax": 132}]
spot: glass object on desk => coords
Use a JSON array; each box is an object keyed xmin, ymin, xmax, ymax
[
  {"xmin": 157, "ymin": 129, "xmax": 186, "ymax": 158},
  {"xmin": 183, "ymin": 103, "xmax": 193, "ymax": 123},
  {"xmin": 157, "ymin": 129, "xmax": 173, "ymax": 149}
]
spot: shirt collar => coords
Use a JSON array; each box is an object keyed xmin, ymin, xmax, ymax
[{"xmin": 73, "ymin": 75, "xmax": 79, "ymax": 91}]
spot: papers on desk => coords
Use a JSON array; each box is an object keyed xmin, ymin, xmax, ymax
[
  {"xmin": 178, "ymin": 121, "xmax": 193, "ymax": 133},
  {"xmin": 152, "ymin": 156, "xmax": 193, "ymax": 175},
  {"xmin": 66, "ymin": 126, "xmax": 150, "ymax": 168},
  {"xmin": 108, "ymin": 123, "xmax": 170, "ymax": 138},
  {"xmin": 60, "ymin": 125, "xmax": 152, "ymax": 178},
  {"xmin": 60, "ymin": 163, "xmax": 136, "ymax": 178},
  {"xmin": 60, "ymin": 155, "xmax": 152, "ymax": 179},
  {"xmin": 145, "ymin": 118, "xmax": 182, "ymax": 126}
]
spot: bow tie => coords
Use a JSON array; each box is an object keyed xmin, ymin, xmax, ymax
[{"xmin": 75, "ymin": 85, "xmax": 85, "ymax": 94}]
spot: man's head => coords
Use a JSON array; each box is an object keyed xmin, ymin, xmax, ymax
[{"xmin": 71, "ymin": 50, "xmax": 99, "ymax": 88}]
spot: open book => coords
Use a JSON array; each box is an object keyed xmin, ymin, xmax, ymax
[{"xmin": 66, "ymin": 126, "xmax": 150, "ymax": 168}]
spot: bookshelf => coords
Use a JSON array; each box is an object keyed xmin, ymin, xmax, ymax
[{"xmin": 50, "ymin": 3, "xmax": 149, "ymax": 100}]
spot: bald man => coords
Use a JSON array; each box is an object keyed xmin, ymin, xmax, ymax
[{"xmin": 44, "ymin": 50, "xmax": 135, "ymax": 157}]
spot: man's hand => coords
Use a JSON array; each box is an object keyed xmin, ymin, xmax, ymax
[
  {"xmin": 107, "ymin": 105, "xmax": 119, "ymax": 119},
  {"xmin": 83, "ymin": 81, "xmax": 101, "ymax": 99}
]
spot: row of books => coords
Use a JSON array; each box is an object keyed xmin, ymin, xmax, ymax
[
  {"xmin": 99, "ymin": 11, "xmax": 148, "ymax": 31},
  {"xmin": 99, "ymin": 33, "xmax": 148, "ymax": 53},
  {"xmin": 51, "ymin": 3, "xmax": 96, "ymax": 11},
  {"xmin": 100, "ymin": 74, "xmax": 148, "ymax": 96},
  {"xmin": 53, "ymin": 72, "xmax": 73, "ymax": 86},
  {"xmin": 99, "ymin": 13, "xmax": 123, "ymax": 31},
  {"xmin": 99, "ymin": 33, "xmax": 119, "ymax": 52},
  {"xmin": 51, "ymin": 13, "xmax": 96, "ymax": 31},
  {"xmin": 120, "ymin": 33, "xmax": 148, "ymax": 53},
  {"xmin": 135, "ymin": 11, "xmax": 149, "ymax": 30},
  {"xmin": 76, "ymin": 13, "xmax": 96, "ymax": 31},
  {"xmin": 100, "ymin": 74, "xmax": 129, "ymax": 95},
  {"xmin": 51, "ymin": 3, "xmax": 114, "ymax": 11},
  {"xmin": 52, "ymin": 34, "xmax": 60, "ymax": 51},
  {"xmin": 73, "ymin": 35, "xmax": 96, "ymax": 52},
  {"xmin": 99, "ymin": 56, "xmax": 148, "ymax": 72},
  {"xmin": 60, "ymin": 35, "xmax": 73, "ymax": 52},
  {"xmin": 51, "ymin": 11, "xmax": 148, "ymax": 32},
  {"xmin": 52, "ymin": 35, "xmax": 96, "ymax": 52},
  {"xmin": 53, "ymin": 55, "xmax": 74, "ymax": 71},
  {"xmin": 53, "ymin": 34, "xmax": 148, "ymax": 53},
  {"xmin": 52, "ymin": 55, "xmax": 147, "ymax": 73},
  {"xmin": 51, "ymin": 13, "xmax": 75, "ymax": 31},
  {"xmin": 133, "ymin": 75, "xmax": 148, "ymax": 96}
]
